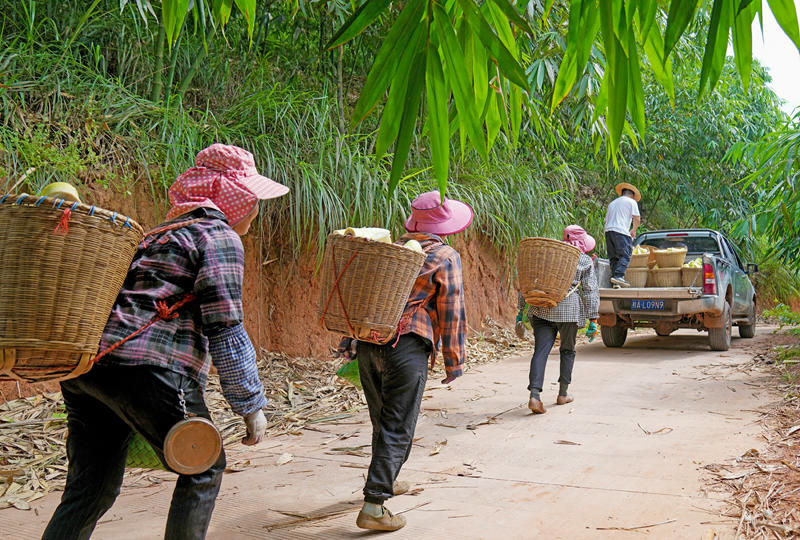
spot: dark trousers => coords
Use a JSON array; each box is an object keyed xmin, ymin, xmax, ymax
[
  {"xmin": 42, "ymin": 364, "xmax": 226, "ymax": 540},
  {"xmin": 606, "ymin": 230, "xmax": 633, "ymax": 279},
  {"xmin": 357, "ymin": 334, "xmax": 429, "ymax": 505},
  {"xmin": 529, "ymin": 316, "xmax": 578, "ymax": 398}
]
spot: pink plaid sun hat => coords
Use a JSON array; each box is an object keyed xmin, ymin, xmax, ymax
[
  {"xmin": 404, "ymin": 191, "xmax": 473, "ymax": 236},
  {"xmin": 166, "ymin": 143, "xmax": 289, "ymax": 225},
  {"xmin": 563, "ymin": 224, "xmax": 596, "ymax": 254}
]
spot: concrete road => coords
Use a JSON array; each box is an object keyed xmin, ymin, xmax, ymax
[{"xmin": 1, "ymin": 329, "xmax": 779, "ymax": 539}]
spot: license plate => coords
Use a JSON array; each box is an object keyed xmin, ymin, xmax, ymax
[{"xmin": 631, "ymin": 299, "xmax": 665, "ymax": 311}]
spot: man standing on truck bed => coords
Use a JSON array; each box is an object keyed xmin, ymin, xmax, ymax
[{"xmin": 604, "ymin": 182, "xmax": 641, "ymax": 288}]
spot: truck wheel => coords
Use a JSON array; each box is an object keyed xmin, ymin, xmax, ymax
[
  {"xmin": 709, "ymin": 301, "xmax": 732, "ymax": 351},
  {"xmin": 601, "ymin": 325, "xmax": 627, "ymax": 347},
  {"xmin": 738, "ymin": 303, "xmax": 756, "ymax": 338}
]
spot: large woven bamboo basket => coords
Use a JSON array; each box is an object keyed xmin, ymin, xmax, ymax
[
  {"xmin": 517, "ymin": 237, "xmax": 581, "ymax": 308},
  {"xmin": 650, "ymin": 267, "xmax": 682, "ymax": 287},
  {"xmin": 654, "ymin": 248, "xmax": 687, "ymax": 268},
  {"xmin": 625, "ymin": 267, "xmax": 649, "ymax": 288},
  {"xmin": 0, "ymin": 193, "xmax": 144, "ymax": 382},
  {"xmin": 628, "ymin": 252, "xmax": 650, "ymax": 268},
  {"xmin": 318, "ymin": 234, "xmax": 426, "ymax": 344},
  {"xmin": 681, "ymin": 267, "xmax": 703, "ymax": 287}
]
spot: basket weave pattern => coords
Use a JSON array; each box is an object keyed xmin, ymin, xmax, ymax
[
  {"xmin": 625, "ymin": 267, "xmax": 649, "ymax": 288},
  {"xmin": 318, "ymin": 234, "xmax": 426, "ymax": 344},
  {"xmin": 628, "ymin": 253, "xmax": 650, "ymax": 268},
  {"xmin": 654, "ymin": 249, "xmax": 687, "ymax": 268},
  {"xmin": 517, "ymin": 238, "xmax": 581, "ymax": 308},
  {"xmin": 650, "ymin": 268, "xmax": 682, "ymax": 287},
  {"xmin": 0, "ymin": 194, "xmax": 143, "ymax": 382},
  {"xmin": 681, "ymin": 267, "xmax": 703, "ymax": 287}
]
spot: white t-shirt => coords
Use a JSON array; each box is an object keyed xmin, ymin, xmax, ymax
[{"xmin": 604, "ymin": 196, "xmax": 640, "ymax": 234}]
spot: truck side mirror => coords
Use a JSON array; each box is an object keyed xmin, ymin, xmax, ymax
[{"xmin": 746, "ymin": 263, "xmax": 759, "ymax": 275}]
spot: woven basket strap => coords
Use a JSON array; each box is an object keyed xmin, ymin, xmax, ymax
[
  {"xmin": 141, "ymin": 218, "xmax": 206, "ymax": 248},
  {"xmin": 320, "ymin": 246, "xmax": 359, "ymax": 337},
  {"xmin": 92, "ymin": 294, "xmax": 197, "ymax": 365}
]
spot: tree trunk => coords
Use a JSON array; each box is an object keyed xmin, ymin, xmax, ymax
[{"xmin": 337, "ymin": 46, "xmax": 345, "ymax": 134}]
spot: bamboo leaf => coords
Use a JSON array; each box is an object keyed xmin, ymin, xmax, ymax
[
  {"xmin": 599, "ymin": 0, "xmax": 627, "ymax": 159},
  {"xmin": 212, "ymin": 0, "xmax": 233, "ymax": 26},
  {"xmin": 163, "ymin": 0, "xmax": 189, "ymax": 48},
  {"xmin": 733, "ymin": 0, "xmax": 757, "ymax": 89},
  {"xmin": 375, "ymin": 25, "xmax": 426, "ymax": 161},
  {"xmin": 766, "ymin": 0, "xmax": 800, "ymax": 49},
  {"xmin": 626, "ymin": 30, "xmax": 645, "ymax": 136},
  {"xmin": 664, "ymin": 0, "xmax": 701, "ymax": 57},
  {"xmin": 434, "ymin": 3, "xmax": 488, "ymax": 159},
  {"xmin": 426, "ymin": 47, "xmax": 450, "ymax": 193},
  {"xmin": 699, "ymin": 0, "xmax": 734, "ymax": 96},
  {"xmin": 487, "ymin": 0, "xmax": 535, "ymax": 36},
  {"xmin": 233, "ymin": 0, "xmax": 257, "ymax": 42},
  {"xmin": 328, "ymin": 0, "xmax": 394, "ymax": 49},
  {"xmin": 455, "ymin": 0, "xmax": 528, "ymax": 87},
  {"xmin": 351, "ymin": 0, "xmax": 425, "ymax": 125},
  {"xmin": 640, "ymin": 18, "xmax": 675, "ymax": 105},
  {"xmin": 388, "ymin": 52, "xmax": 427, "ymax": 196}
]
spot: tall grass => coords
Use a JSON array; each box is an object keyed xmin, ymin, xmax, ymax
[{"xmin": 0, "ymin": 3, "xmax": 576, "ymax": 263}]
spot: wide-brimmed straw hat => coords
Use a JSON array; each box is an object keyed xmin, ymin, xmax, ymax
[
  {"xmin": 167, "ymin": 144, "xmax": 289, "ymax": 225},
  {"xmin": 404, "ymin": 191, "xmax": 473, "ymax": 236},
  {"xmin": 615, "ymin": 182, "xmax": 641, "ymax": 202},
  {"xmin": 563, "ymin": 224, "xmax": 596, "ymax": 254}
]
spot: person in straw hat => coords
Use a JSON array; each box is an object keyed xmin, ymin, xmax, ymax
[
  {"xmin": 604, "ymin": 182, "xmax": 641, "ymax": 288},
  {"xmin": 517, "ymin": 225, "xmax": 600, "ymax": 414},
  {"xmin": 338, "ymin": 190, "xmax": 472, "ymax": 532},
  {"xmin": 43, "ymin": 144, "xmax": 289, "ymax": 540}
]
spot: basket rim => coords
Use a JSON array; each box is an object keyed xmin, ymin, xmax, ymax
[
  {"xmin": 1, "ymin": 193, "xmax": 144, "ymax": 234},
  {"xmin": 326, "ymin": 232, "xmax": 427, "ymax": 258}
]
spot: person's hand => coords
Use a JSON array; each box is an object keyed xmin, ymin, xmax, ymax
[
  {"xmin": 334, "ymin": 337, "xmax": 357, "ymax": 360},
  {"xmin": 630, "ymin": 230, "xmax": 637, "ymax": 238},
  {"xmin": 515, "ymin": 320, "xmax": 526, "ymax": 339},
  {"xmin": 585, "ymin": 320, "xmax": 599, "ymax": 342},
  {"xmin": 242, "ymin": 409, "xmax": 267, "ymax": 446}
]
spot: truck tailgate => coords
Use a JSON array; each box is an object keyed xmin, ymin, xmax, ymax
[{"xmin": 599, "ymin": 287, "xmax": 703, "ymax": 300}]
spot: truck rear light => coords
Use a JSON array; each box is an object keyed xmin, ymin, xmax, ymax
[{"xmin": 703, "ymin": 262, "xmax": 716, "ymax": 295}]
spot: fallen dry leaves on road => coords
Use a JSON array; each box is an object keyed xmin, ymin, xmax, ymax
[
  {"xmin": 0, "ymin": 318, "xmax": 526, "ymax": 509},
  {"xmin": 705, "ymin": 342, "xmax": 800, "ymax": 539}
]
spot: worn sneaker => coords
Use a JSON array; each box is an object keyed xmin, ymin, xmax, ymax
[
  {"xmin": 393, "ymin": 480, "xmax": 410, "ymax": 496},
  {"xmin": 610, "ymin": 276, "xmax": 631, "ymax": 288},
  {"xmin": 356, "ymin": 507, "xmax": 407, "ymax": 531}
]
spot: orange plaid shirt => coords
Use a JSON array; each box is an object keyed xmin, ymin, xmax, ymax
[{"xmin": 396, "ymin": 233, "xmax": 467, "ymax": 377}]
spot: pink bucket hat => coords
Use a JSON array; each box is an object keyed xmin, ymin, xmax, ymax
[
  {"xmin": 166, "ymin": 143, "xmax": 289, "ymax": 225},
  {"xmin": 404, "ymin": 191, "xmax": 474, "ymax": 236},
  {"xmin": 563, "ymin": 224, "xmax": 596, "ymax": 254}
]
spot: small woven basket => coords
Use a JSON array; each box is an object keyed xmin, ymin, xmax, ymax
[
  {"xmin": 654, "ymin": 248, "xmax": 687, "ymax": 268},
  {"xmin": 0, "ymin": 193, "xmax": 143, "ymax": 382},
  {"xmin": 681, "ymin": 267, "xmax": 703, "ymax": 287},
  {"xmin": 650, "ymin": 267, "xmax": 682, "ymax": 287},
  {"xmin": 625, "ymin": 267, "xmax": 649, "ymax": 288},
  {"xmin": 318, "ymin": 234, "xmax": 426, "ymax": 344},
  {"xmin": 517, "ymin": 238, "xmax": 581, "ymax": 308}
]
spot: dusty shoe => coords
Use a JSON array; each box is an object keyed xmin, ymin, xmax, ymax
[
  {"xmin": 393, "ymin": 480, "xmax": 410, "ymax": 495},
  {"xmin": 610, "ymin": 276, "xmax": 631, "ymax": 288},
  {"xmin": 528, "ymin": 397, "xmax": 546, "ymax": 414},
  {"xmin": 556, "ymin": 395, "xmax": 574, "ymax": 405},
  {"xmin": 356, "ymin": 507, "xmax": 407, "ymax": 531}
]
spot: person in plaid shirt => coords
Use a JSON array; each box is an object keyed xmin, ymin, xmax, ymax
[
  {"xmin": 518, "ymin": 225, "xmax": 600, "ymax": 414},
  {"xmin": 344, "ymin": 191, "xmax": 472, "ymax": 532},
  {"xmin": 43, "ymin": 144, "xmax": 288, "ymax": 540}
]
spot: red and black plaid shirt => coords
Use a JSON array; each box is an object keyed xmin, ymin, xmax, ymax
[{"xmin": 397, "ymin": 233, "xmax": 467, "ymax": 377}]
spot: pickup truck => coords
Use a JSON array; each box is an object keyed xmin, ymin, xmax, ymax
[{"xmin": 597, "ymin": 229, "xmax": 758, "ymax": 351}]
